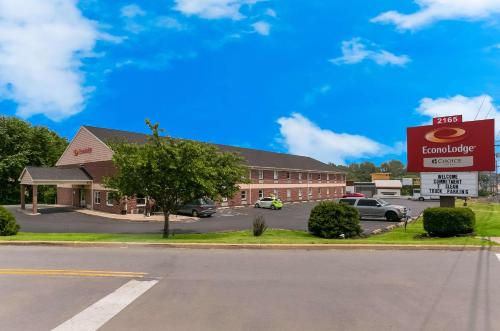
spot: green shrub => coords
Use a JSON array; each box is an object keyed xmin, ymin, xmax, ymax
[
  {"xmin": 423, "ymin": 207, "xmax": 475, "ymax": 237},
  {"xmin": 308, "ymin": 201, "xmax": 361, "ymax": 239},
  {"xmin": 0, "ymin": 206, "xmax": 20, "ymax": 236},
  {"xmin": 253, "ymin": 215, "xmax": 267, "ymax": 236}
]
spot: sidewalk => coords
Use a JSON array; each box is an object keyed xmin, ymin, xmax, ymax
[{"xmin": 75, "ymin": 209, "xmax": 198, "ymax": 222}]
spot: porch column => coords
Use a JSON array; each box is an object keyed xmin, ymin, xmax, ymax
[
  {"xmin": 20, "ymin": 184, "xmax": 26, "ymax": 210},
  {"xmin": 32, "ymin": 185, "xmax": 38, "ymax": 214}
]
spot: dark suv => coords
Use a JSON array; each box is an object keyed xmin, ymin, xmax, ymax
[{"xmin": 177, "ymin": 198, "xmax": 217, "ymax": 217}]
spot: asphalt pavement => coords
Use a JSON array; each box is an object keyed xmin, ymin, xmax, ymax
[
  {"xmin": 0, "ymin": 245, "xmax": 499, "ymax": 331},
  {"xmin": 5, "ymin": 199, "xmax": 438, "ymax": 235}
]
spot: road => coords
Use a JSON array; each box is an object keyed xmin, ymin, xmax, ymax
[
  {"xmin": 0, "ymin": 245, "xmax": 499, "ymax": 331},
  {"xmin": 6, "ymin": 199, "xmax": 437, "ymax": 235}
]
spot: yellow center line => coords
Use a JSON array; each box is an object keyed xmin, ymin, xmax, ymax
[{"xmin": 0, "ymin": 268, "xmax": 147, "ymax": 278}]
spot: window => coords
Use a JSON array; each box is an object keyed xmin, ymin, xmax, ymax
[
  {"xmin": 273, "ymin": 170, "xmax": 279, "ymax": 180},
  {"xmin": 308, "ymin": 188, "xmax": 313, "ymax": 196},
  {"xmin": 241, "ymin": 190, "xmax": 247, "ymax": 200},
  {"xmin": 286, "ymin": 172, "xmax": 291, "ymax": 180},
  {"xmin": 327, "ymin": 173, "xmax": 330, "ymax": 181},
  {"xmin": 94, "ymin": 191, "xmax": 101, "ymax": 204},
  {"xmin": 258, "ymin": 170, "xmax": 264, "ymax": 180},
  {"xmin": 327, "ymin": 188, "xmax": 330, "ymax": 196},
  {"xmin": 339, "ymin": 198, "xmax": 356, "ymax": 206},
  {"xmin": 106, "ymin": 192, "xmax": 114, "ymax": 206},
  {"xmin": 308, "ymin": 173, "xmax": 312, "ymax": 181},
  {"xmin": 298, "ymin": 172, "xmax": 302, "ymax": 181},
  {"xmin": 318, "ymin": 173, "xmax": 322, "ymax": 181},
  {"xmin": 357, "ymin": 199, "xmax": 378, "ymax": 207},
  {"xmin": 298, "ymin": 188, "xmax": 302, "ymax": 197},
  {"xmin": 222, "ymin": 197, "xmax": 228, "ymax": 202},
  {"xmin": 318, "ymin": 188, "xmax": 322, "ymax": 196},
  {"xmin": 258, "ymin": 190, "xmax": 264, "ymax": 198},
  {"xmin": 286, "ymin": 189, "xmax": 291, "ymax": 199}
]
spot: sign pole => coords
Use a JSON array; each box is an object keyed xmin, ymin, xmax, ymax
[{"xmin": 439, "ymin": 196, "xmax": 455, "ymax": 207}]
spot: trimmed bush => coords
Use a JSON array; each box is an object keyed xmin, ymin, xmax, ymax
[
  {"xmin": 0, "ymin": 206, "xmax": 20, "ymax": 236},
  {"xmin": 423, "ymin": 207, "xmax": 475, "ymax": 237},
  {"xmin": 253, "ymin": 215, "xmax": 267, "ymax": 236},
  {"xmin": 308, "ymin": 201, "xmax": 361, "ymax": 239}
]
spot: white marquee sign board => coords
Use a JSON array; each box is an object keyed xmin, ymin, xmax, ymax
[{"xmin": 420, "ymin": 172, "xmax": 478, "ymax": 197}]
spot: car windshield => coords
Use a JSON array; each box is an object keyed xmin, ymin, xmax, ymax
[
  {"xmin": 377, "ymin": 199, "xmax": 389, "ymax": 206},
  {"xmin": 201, "ymin": 198, "xmax": 215, "ymax": 205}
]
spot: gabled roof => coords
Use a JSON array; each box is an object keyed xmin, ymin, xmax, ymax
[
  {"xmin": 83, "ymin": 125, "xmax": 340, "ymax": 172},
  {"xmin": 19, "ymin": 166, "xmax": 92, "ymax": 185}
]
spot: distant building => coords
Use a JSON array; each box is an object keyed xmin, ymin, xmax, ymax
[
  {"xmin": 371, "ymin": 173, "xmax": 391, "ymax": 181},
  {"xmin": 373, "ymin": 180, "xmax": 402, "ymax": 198}
]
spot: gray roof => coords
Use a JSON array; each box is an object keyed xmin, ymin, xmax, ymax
[
  {"xmin": 24, "ymin": 166, "xmax": 92, "ymax": 181},
  {"xmin": 83, "ymin": 125, "xmax": 340, "ymax": 172}
]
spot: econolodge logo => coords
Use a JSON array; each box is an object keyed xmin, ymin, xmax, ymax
[{"xmin": 424, "ymin": 127, "xmax": 467, "ymax": 144}]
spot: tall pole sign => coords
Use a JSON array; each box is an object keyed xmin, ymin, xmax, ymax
[{"xmin": 407, "ymin": 116, "xmax": 495, "ymax": 207}]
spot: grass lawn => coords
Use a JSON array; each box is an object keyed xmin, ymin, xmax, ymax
[{"xmin": 0, "ymin": 201, "xmax": 498, "ymax": 246}]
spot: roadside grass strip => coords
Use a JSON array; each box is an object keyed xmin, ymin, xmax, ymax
[
  {"xmin": 52, "ymin": 279, "xmax": 158, "ymax": 331},
  {"xmin": 0, "ymin": 268, "xmax": 146, "ymax": 278}
]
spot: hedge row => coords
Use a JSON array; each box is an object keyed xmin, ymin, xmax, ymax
[{"xmin": 423, "ymin": 207, "xmax": 475, "ymax": 237}]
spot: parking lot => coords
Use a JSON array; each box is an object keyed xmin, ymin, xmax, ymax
[{"xmin": 7, "ymin": 198, "xmax": 437, "ymax": 235}]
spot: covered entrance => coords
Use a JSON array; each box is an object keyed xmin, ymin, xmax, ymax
[{"xmin": 18, "ymin": 166, "xmax": 93, "ymax": 214}]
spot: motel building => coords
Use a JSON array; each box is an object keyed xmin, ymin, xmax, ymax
[{"xmin": 18, "ymin": 126, "xmax": 346, "ymax": 215}]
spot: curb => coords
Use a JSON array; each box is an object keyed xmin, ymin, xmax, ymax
[{"xmin": 0, "ymin": 241, "xmax": 498, "ymax": 251}]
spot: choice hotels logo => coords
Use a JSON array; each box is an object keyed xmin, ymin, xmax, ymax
[{"xmin": 424, "ymin": 127, "xmax": 467, "ymax": 144}]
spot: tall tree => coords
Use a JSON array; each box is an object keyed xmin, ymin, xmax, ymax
[
  {"xmin": 105, "ymin": 121, "xmax": 249, "ymax": 238},
  {"xmin": 380, "ymin": 160, "xmax": 406, "ymax": 179},
  {"xmin": 0, "ymin": 117, "xmax": 68, "ymax": 204}
]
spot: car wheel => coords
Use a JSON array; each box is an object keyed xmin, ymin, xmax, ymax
[
  {"xmin": 271, "ymin": 205, "xmax": 276, "ymax": 210},
  {"xmin": 418, "ymin": 197, "xmax": 424, "ymax": 201},
  {"xmin": 385, "ymin": 211, "xmax": 399, "ymax": 222},
  {"xmin": 255, "ymin": 203, "xmax": 260, "ymax": 208},
  {"xmin": 192, "ymin": 210, "xmax": 198, "ymax": 217}
]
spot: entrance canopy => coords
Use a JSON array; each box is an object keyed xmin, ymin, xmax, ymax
[
  {"xmin": 19, "ymin": 166, "xmax": 92, "ymax": 186},
  {"xmin": 18, "ymin": 166, "xmax": 92, "ymax": 214}
]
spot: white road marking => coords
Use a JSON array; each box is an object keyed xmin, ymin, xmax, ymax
[
  {"xmin": 52, "ymin": 279, "xmax": 158, "ymax": 331},
  {"xmin": 496, "ymin": 254, "xmax": 500, "ymax": 262}
]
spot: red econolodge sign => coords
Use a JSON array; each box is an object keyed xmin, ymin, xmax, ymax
[{"xmin": 407, "ymin": 117, "xmax": 495, "ymax": 172}]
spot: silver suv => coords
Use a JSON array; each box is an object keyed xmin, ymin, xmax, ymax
[{"xmin": 339, "ymin": 198, "xmax": 408, "ymax": 221}]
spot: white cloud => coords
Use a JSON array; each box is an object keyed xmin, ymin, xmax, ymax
[
  {"xmin": 252, "ymin": 21, "xmax": 270, "ymax": 36},
  {"xmin": 303, "ymin": 84, "xmax": 331, "ymax": 106},
  {"xmin": 121, "ymin": 4, "xmax": 146, "ymax": 18},
  {"xmin": 372, "ymin": 0, "xmax": 500, "ymax": 31},
  {"xmin": 277, "ymin": 113, "xmax": 404, "ymax": 164},
  {"xmin": 174, "ymin": 0, "xmax": 260, "ymax": 20},
  {"xmin": 156, "ymin": 16, "xmax": 186, "ymax": 30},
  {"xmin": 416, "ymin": 94, "xmax": 500, "ymax": 133},
  {"xmin": 0, "ymin": 0, "xmax": 111, "ymax": 121},
  {"xmin": 330, "ymin": 38, "xmax": 410, "ymax": 67},
  {"xmin": 265, "ymin": 8, "xmax": 277, "ymax": 18}
]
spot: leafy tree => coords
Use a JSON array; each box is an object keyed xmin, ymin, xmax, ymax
[
  {"xmin": 0, "ymin": 117, "xmax": 68, "ymax": 204},
  {"xmin": 380, "ymin": 160, "xmax": 406, "ymax": 179},
  {"xmin": 105, "ymin": 121, "xmax": 249, "ymax": 237}
]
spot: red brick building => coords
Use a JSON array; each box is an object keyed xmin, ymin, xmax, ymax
[{"xmin": 19, "ymin": 126, "xmax": 346, "ymax": 214}]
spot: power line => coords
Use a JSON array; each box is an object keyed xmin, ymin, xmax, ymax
[
  {"xmin": 474, "ymin": 95, "xmax": 486, "ymax": 120},
  {"xmin": 485, "ymin": 105, "xmax": 494, "ymax": 119}
]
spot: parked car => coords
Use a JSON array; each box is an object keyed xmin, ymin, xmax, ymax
[
  {"xmin": 339, "ymin": 197, "xmax": 408, "ymax": 221},
  {"xmin": 254, "ymin": 197, "xmax": 283, "ymax": 210},
  {"xmin": 342, "ymin": 192, "xmax": 365, "ymax": 198},
  {"xmin": 177, "ymin": 198, "xmax": 217, "ymax": 217}
]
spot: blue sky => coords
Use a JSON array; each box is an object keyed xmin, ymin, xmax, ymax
[{"xmin": 1, "ymin": 0, "xmax": 500, "ymax": 165}]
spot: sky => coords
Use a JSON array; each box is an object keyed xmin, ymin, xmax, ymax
[{"xmin": 1, "ymin": 0, "xmax": 500, "ymax": 165}]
